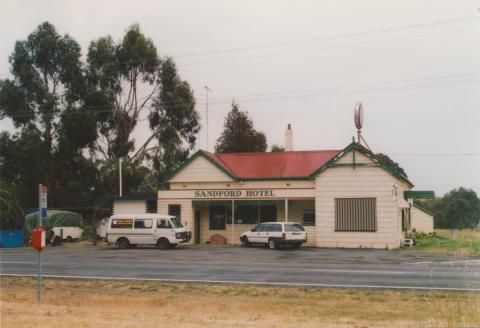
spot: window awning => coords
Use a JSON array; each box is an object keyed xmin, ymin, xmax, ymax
[{"xmin": 398, "ymin": 198, "xmax": 411, "ymax": 208}]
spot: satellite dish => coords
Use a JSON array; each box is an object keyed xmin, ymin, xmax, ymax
[{"xmin": 354, "ymin": 102, "xmax": 364, "ymax": 130}]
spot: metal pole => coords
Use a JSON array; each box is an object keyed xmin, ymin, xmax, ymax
[
  {"xmin": 231, "ymin": 200, "xmax": 234, "ymax": 246},
  {"xmin": 37, "ymin": 184, "xmax": 42, "ymax": 305},
  {"xmin": 119, "ymin": 159, "xmax": 123, "ymax": 197},
  {"xmin": 205, "ymin": 86, "xmax": 211, "ymax": 151},
  {"xmin": 37, "ymin": 250, "xmax": 42, "ymax": 304},
  {"xmin": 285, "ymin": 198, "xmax": 288, "ymax": 222}
]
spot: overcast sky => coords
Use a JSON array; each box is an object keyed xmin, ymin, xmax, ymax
[{"xmin": 0, "ymin": 0, "xmax": 479, "ymax": 195}]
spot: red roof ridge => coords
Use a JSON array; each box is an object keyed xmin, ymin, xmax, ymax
[{"xmin": 210, "ymin": 149, "xmax": 341, "ymax": 156}]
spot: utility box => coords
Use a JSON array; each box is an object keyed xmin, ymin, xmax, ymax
[{"xmin": 32, "ymin": 227, "xmax": 45, "ymax": 251}]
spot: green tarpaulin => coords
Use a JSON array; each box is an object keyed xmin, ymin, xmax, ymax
[{"xmin": 24, "ymin": 210, "xmax": 84, "ymax": 234}]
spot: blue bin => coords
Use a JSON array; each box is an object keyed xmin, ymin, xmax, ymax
[{"xmin": 0, "ymin": 229, "xmax": 25, "ymax": 248}]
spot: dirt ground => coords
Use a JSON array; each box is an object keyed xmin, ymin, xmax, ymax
[{"xmin": 1, "ymin": 277, "xmax": 479, "ymax": 328}]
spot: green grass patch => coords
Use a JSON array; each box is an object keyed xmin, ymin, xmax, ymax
[{"xmin": 408, "ymin": 229, "xmax": 480, "ymax": 256}]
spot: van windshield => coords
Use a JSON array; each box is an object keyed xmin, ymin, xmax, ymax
[{"xmin": 171, "ymin": 217, "xmax": 183, "ymax": 228}]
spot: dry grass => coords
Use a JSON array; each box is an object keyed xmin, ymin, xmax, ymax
[{"xmin": 1, "ymin": 277, "xmax": 479, "ymax": 328}]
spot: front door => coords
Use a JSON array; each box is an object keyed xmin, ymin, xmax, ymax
[{"xmin": 194, "ymin": 209, "xmax": 201, "ymax": 244}]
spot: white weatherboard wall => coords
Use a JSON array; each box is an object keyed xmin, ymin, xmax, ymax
[
  {"xmin": 157, "ymin": 199, "xmax": 194, "ymax": 242},
  {"xmin": 169, "ymin": 156, "xmax": 233, "ymax": 183},
  {"xmin": 113, "ymin": 200, "xmax": 146, "ymax": 214},
  {"xmin": 411, "ymin": 206, "xmax": 434, "ymax": 233},
  {"xmin": 314, "ymin": 151, "xmax": 409, "ymax": 249}
]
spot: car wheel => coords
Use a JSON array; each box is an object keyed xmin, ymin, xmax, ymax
[
  {"xmin": 116, "ymin": 237, "xmax": 129, "ymax": 249},
  {"xmin": 241, "ymin": 236, "xmax": 250, "ymax": 247},
  {"xmin": 268, "ymin": 238, "xmax": 277, "ymax": 250},
  {"xmin": 66, "ymin": 236, "xmax": 73, "ymax": 243},
  {"xmin": 157, "ymin": 238, "xmax": 170, "ymax": 250}
]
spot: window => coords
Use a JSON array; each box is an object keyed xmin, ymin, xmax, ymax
[
  {"xmin": 302, "ymin": 210, "xmax": 315, "ymax": 226},
  {"xmin": 134, "ymin": 219, "xmax": 153, "ymax": 229},
  {"xmin": 209, "ymin": 206, "xmax": 226, "ymax": 230},
  {"xmin": 271, "ymin": 224, "xmax": 282, "ymax": 232},
  {"xmin": 157, "ymin": 219, "xmax": 173, "ymax": 229},
  {"xmin": 168, "ymin": 204, "xmax": 181, "ymax": 222},
  {"xmin": 259, "ymin": 205, "xmax": 276, "ymax": 222},
  {"xmin": 234, "ymin": 205, "xmax": 258, "ymax": 224},
  {"xmin": 285, "ymin": 223, "xmax": 305, "ymax": 232},
  {"xmin": 252, "ymin": 224, "xmax": 263, "ymax": 232},
  {"xmin": 335, "ymin": 198, "xmax": 377, "ymax": 232}
]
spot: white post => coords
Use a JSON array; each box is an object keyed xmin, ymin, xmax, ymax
[
  {"xmin": 285, "ymin": 198, "xmax": 288, "ymax": 222},
  {"xmin": 119, "ymin": 159, "xmax": 123, "ymax": 197},
  {"xmin": 231, "ymin": 200, "xmax": 235, "ymax": 246}
]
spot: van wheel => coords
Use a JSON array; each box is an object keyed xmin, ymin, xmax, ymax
[
  {"xmin": 157, "ymin": 238, "xmax": 170, "ymax": 250},
  {"xmin": 117, "ymin": 238, "xmax": 129, "ymax": 249},
  {"xmin": 268, "ymin": 238, "xmax": 277, "ymax": 250}
]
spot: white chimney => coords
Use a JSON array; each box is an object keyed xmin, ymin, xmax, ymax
[{"xmin": 285, "ymin": 124, "xmax": 293, "ymax": 151}]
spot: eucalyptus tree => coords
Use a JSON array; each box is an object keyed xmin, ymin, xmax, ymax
[
  {"xmin": 85, "ymin": 24, "xmax": 200, "ymax": 192},
  {"xmin": 0, "ymin": 22, "xmax": 96, "ymax": 204}
]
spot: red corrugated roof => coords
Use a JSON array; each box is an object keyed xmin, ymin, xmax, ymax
[{"xmin": 204, "ymin": 150, "xmax": 340, "ymax": 178}]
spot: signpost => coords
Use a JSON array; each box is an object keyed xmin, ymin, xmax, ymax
[{"xmin": 35, "ymin": 184, "xmax": 47, "ymax": 304}]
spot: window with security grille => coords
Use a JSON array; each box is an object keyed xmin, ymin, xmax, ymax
[{"xmin": 335, "ymin": 198, "xmax": 377, "ymax": 232}]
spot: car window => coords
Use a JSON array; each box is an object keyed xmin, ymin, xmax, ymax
[
  {"xmin": 271, "ymin": 224, "xmax": 282, "ymax": 232},
  {"xmin": 252, "ymin": 224, "xmax": 263, "ymax": 232},
  {"xmin": 157, "ymin": 219, "xmax": 173, "ymax": 229},
  {"xmin": 134, "ymin": 219, "xmax": 153, "ymax": 229},
  {"xmin": 285, "ymin": 223, "xmax": 305, "ymax": 232}
]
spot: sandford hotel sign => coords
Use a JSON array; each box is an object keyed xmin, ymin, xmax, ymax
[{"xmin": 194, "ymin": 189, "xmax": 275, "ymax": 198}]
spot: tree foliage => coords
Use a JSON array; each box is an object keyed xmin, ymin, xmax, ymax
[
  {"xmin": 271, "ymin": 144, "xmax": 284, "ymax": 152},
  {"xmin": 215, "ymin": 102, "xmax": 267, "ymax": 153},
  {"xmin": 0, "ymin": 22, "xmax": 96, "ymax": 204},
  {"xmin": 0, "ymin": 180, "xmax": 24, "ymax": 230},
  {"xmin": 0, "ymin": 22, "xmax": 201, "ymax": 208},
  {"xmin": 85, "ymin": 24, "xmax": 199, "ymax": 192},
  {"xmin": 428, "ymin": 188, "xmax": 480, "ymax": 229}
]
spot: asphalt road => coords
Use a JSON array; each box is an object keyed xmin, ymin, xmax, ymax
[{"xmin": 1, "ymin": 245, "xmax": 479, "ymax": 291}]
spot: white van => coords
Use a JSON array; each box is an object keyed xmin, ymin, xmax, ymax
[{"xmin": 106, "ymin": 214, "xmax": 192, "ymax": 249}]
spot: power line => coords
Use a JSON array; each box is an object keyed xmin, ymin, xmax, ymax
[
  {"xmin": 179, "ymin": 27, "xmax": 480, "ymax": 67},
  {"xmin": 390, "ymin": 153, "xmax": 480, "ymax": 157},
  {"xmin": 174, "ymin": 16, "xmax": 480, "ymax": 58},
  {"xmin": 1, "ymin": 72, "xmax": 479, "ymax": 118}
]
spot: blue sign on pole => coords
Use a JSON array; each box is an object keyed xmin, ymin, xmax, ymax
[{"xmin": 41, "ymin": 208, "xmax": 47, "ymax": 218}]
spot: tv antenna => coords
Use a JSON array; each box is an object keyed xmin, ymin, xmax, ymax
[
  {"xmin": 205, "ymin": 86, "xmax": 212, "ymax": 151},
  {"xmin": 354, "ymin": 102, "xmax": 371, "ymax": 151}
]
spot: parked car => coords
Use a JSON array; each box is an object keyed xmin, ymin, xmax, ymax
[
  {"xmin": 47, "ymin": 226, "xmax": 84, "ymax": 245},
  {"xmin": 240, "ymin": 222, "xmax": 307, "ymax": 249},
  {"xmin": 106, "ymin": 214, "xmax": 192, "ymax": 250}
]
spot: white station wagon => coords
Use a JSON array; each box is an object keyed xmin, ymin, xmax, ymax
[
  {"xmin": 240, "ymin": 222, "xmax": 307, "ymax": 249},
  {"xmin": 106, "ymin": 214, "xmax": 191, "ymax": 250}
]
